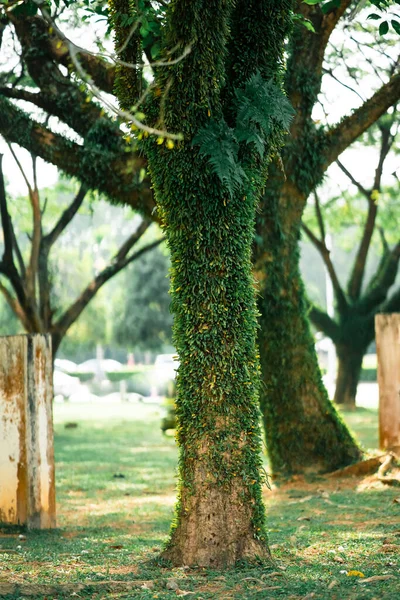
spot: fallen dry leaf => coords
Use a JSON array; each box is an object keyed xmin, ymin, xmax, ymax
[
  {"xmin": 328, "ymin": 580, "xmax": 338, "ymax": 589},
  {"xmin": 333, "ymin": 556, "xmax": 345, "ymax": 563}
]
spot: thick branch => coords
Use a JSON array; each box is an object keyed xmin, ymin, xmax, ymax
[
  {"xmin": 47, "ymin": 32, "xmax": 116, "ymax": 94},
  {"xmin": 0, "ymin": 280, "xmax": 31, "ymax": 332},
  {"xmin": 308, "ymin": 304, "xmax": 340, "ymax": 342},
  {"xmin": 382, "ymin": 286, "xmax": 400, "ymax": 313},
  {"xmin": 0, "ymin": 85, "xmax": 101, "ymax": 137},
  {"xmin": 0, "ymin": 154, "xmax": 15, "ymax": 266},
  {"xmin": 53, "ymin": 235, "xmax": 164, "ymax": 339},
  {"xmin": 359, "ymin": 242, "xmax": 400, "ymax": 315},
  {"xmin": 0, "ymin": 97, "xmax": 155, "ymax": 215},
  {"xmin": 322, "ymin": 71, "xmax": 400, "ymax": 170},
  {"xmin": 9, "ymin": 13, "xmax": 104, "ymax": 136}
]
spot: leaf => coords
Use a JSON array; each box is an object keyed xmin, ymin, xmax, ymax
[
  {"xmin": 391, "ymin": 20, "xmax": 400, "ymax": 34},
  {"xmin": 367, "ymin": 13, "xmax": 382, "ymax": 20},
  {"xmin": 379, "ymin": 20, "xmax": 389, "ymax": 35},
  {"xmin": 303, "ymin": 0, "xmax": 322, "ymax": 4},
  {"xmin": 347, "ymin": 571, "xmax": 365, "ymax": 577},
  {"xmin": 321, "ymin": 0, "xmax": 341, "ymax": 14},
  {"xmin": 302, "ymin": 19, "xmax": 316, "ymax": 32}
]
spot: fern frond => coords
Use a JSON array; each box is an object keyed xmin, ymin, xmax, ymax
[
  {"xmin": 234, "ymin": 71, "xmax": 294, "ymax": 158},
  {"xmin": 193, "ymin": 119, "xmax": 247, "ymax": 197}
]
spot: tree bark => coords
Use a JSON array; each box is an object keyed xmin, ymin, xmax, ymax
[
  {"xmin": 256, "ymin": 180, "xmax": 362, "ymax": 476},
  {"xmin": 334, "ymin": 346, "xmax": 364, "ymax": 407},
  {"xmin": 118, "ymin": 0, "xmax": 294, "ymax": 569}
]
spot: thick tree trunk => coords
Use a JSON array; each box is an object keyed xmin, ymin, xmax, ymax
[
  {"xmin": 152, "ymin": 159, "xmax": 269, "ymax": 567},
  {"xmin": 256, "ymin": 182, "xmax": 361, "ymax": 476},
  {"xmin": 334, "ymin": 347, "xmax": 364, "ymax": 407}
]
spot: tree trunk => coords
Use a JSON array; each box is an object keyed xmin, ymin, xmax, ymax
[
  {"xmin": 256, "ymin": 181, "xmax": 362, "ymax": 476},
  {"xmin": 149, "ymin": 157, "xmax": 270, "ymax": 568},
  {"xmin": 334, "ymin": 347, "xmax": 364, "ymax": 407}
]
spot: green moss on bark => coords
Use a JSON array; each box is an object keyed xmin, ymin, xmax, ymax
[{"xmin": 111, "ymin": 0, "xmax": 293, "ymax": 566}]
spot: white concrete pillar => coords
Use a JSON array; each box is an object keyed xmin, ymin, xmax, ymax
[{"xmin": 0, "ymin": 334, "xmax": 56, "ymax": 529}]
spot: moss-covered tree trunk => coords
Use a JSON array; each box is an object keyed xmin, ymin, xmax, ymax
[
  {"xmin": 255, "ymin": 181, "xmax": 362, "ymax": 476},
  {"xmin": 110, "ymin": 0, "xmax": 293, "ymax": 567}
]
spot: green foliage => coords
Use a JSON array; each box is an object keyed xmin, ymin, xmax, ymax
[
  {"xmin": 193, "ymin": 72, "xmax": 293, "ymax": 197},
  {"xmin": 235, "ymin": 72, "xmax": 294, "ymax": 155},
  {"xmin": 192, "ymin": 119, "xmax": 247, "ymax": 198}
]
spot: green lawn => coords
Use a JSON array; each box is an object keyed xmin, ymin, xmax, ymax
[{"xmin": 0, "ymin": 403, "xmax": 398, "ymax": 599}]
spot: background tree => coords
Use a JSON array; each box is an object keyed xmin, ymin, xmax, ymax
[
  {"xmin": 113, "ymin": 244, "xmax": 172, "ymax": 352},
  {"xmin": 0, "ymin": 151, "xmax": 163, "ymax": 356},
  {"xmin": 256, "ymin": 0, "xmax": 400, "ymax": 476},
  {"xmin": 303, "ymin": 114, "xmax": 400, "ymax": 406}
]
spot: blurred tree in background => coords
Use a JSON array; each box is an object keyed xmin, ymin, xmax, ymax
[{"xmin": 113, "ymin": 244, "xmax": 172, "ymax": 352}]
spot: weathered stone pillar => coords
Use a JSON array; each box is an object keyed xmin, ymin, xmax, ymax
[
  {"xmin": 375, "ymin": 314, "xmax": 400, "ymax": 453},
  {"xmin": 0, "ymin": 334, "xmax": 56, "ymax": 529}
]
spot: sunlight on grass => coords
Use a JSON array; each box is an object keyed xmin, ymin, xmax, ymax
[{"xmin": 0, "ymin": 402, "xmax": 398, "ymax": 599}]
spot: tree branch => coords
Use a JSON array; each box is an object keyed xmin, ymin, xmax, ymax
[
  {"xmin": 43, "ymin": 185, "xmax": 88, "ymax": 248},
  {"xmin": 347, "ymin": 125, "xmax": 393, "ymax": 301},
  {"xmin": 302, "ymin": 222, "xmax": 347, "ymax": 313},
  {"xmin": 321, "ymin": 71, "xmax": 400, "ymax": 170},
  {"xmin": 308, "ymin": 304, "xmax": 340, "ymax": 343},
  {"xmin": 314, "ymin": 191, "xmax": 326, "ymax": 241},
  {"xmin": 359, "ymin": 242, "xmax": 400, "ymax": 315},
  {"xmin": 0, "ymin": 279, "xmax": 31, "ymax": 332},
  {"xmin": 53, "ymin": 234, "xmax": 164, "ymax": 339},
  {"xmin": 336, "ymin": 159, "xmax": 369, "ymax": 198},
  {"xmin": 0, "ymin": 154, "xmax": 16, "ymax": 266},
  {"xmin": 0, "ymin": 97, "xmax": 155, "ymax": 216},
  {"xmin": 382, "ymin": 285, "xmax": 400, "ymax": 314}
]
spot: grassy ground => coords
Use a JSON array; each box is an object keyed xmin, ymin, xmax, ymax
[{"xmin": 0, "ymin": 403, "xmax": 399, "ymax": 599}]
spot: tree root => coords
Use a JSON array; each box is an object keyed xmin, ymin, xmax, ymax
[
  {"xmin": 328, "ymin": 455, "xmax": 386, "ymax": 478},
  {"xmin": 377, "ymin": 453, "xmax": 400, "ymax": 487},
  {"xmin": 328, "ymin": 452, "xmax": 400, "ymax": 485}
]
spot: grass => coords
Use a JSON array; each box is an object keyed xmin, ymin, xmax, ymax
[{"xmin": 0, "ymin": 403, "xmax": 399, "ymax": 599}]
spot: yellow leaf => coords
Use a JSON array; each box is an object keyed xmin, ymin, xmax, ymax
[
  {"xmin": 347, "ymin": 571, "xmax": 365, "ymax": 578},
  {"xmin": 166, "ymin": 140, "xmax": 174, "ymax": 149},
  {"xmin": 157, "ymin": 137, "xmax": 164, "ymax": 145}
]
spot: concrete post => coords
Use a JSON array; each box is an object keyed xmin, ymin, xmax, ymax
[
  {"xmin": 0, "ymin": 334, "xmax": 56, "ymax": 529},
  {"xmin": 375, "ymin": 314, "xmax": 400, "ymax": 453}
]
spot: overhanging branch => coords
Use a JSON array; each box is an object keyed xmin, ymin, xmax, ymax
[{"xmin": 321, "ymin": 71, "xmax": 400, "ymax": 170}]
